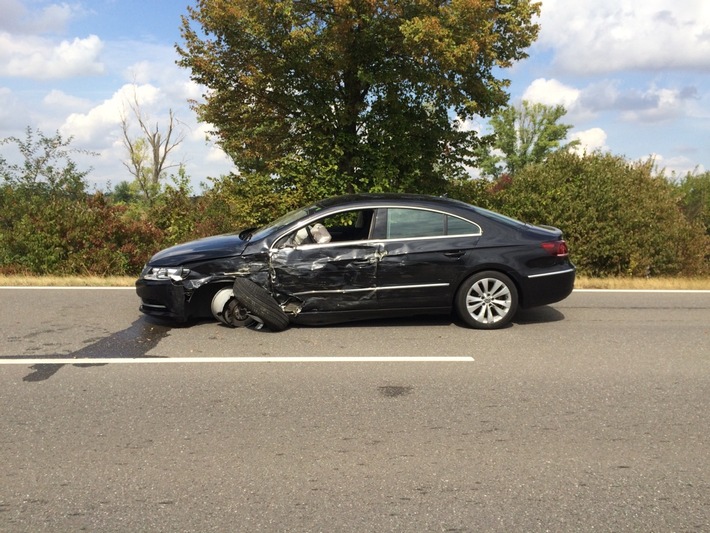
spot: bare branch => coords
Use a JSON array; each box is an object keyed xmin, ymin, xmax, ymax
[{"xmin": 120, "ymin": 86, "xmax": 187, "ymax": 203}]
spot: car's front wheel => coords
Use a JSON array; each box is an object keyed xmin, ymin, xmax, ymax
[
  {"xmin": 233, "ymin": 277, "xmax": 290, "ymax": 332},
  {"xmin": 455, "ymin": 271, "xmax": 518, "ymax": 329}
]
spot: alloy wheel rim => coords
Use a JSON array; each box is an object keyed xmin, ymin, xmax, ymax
[{"xmin": 466, "ymin": 278, "xmax": 512, "ymax": 324}]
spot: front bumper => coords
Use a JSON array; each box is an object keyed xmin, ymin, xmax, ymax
[{"xmin": 135, "ymin": 279, "xmax": 189, "ymax": 321}]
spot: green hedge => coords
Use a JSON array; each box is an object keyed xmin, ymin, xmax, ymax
[
  {"xmin": 1, "ymin": 152, "xmax": 708, "ymax": 277},
  {"xmin": 482, "ymin": 152, "xmax": 708, "ymax": 276}
]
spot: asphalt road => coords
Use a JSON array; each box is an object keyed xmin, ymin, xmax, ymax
[{"xmin": 1, "ymin": 288, "xmax": 708, "ymax": 531}]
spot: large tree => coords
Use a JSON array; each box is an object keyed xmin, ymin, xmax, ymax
[{"xmin": 177, "ymin": 0, "xmax": 540, "ymax": 198}]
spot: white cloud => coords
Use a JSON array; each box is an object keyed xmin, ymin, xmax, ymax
[
  {"xmin": 537, "ymin": 0, "xmax": 710, "ymax": 74},
  {"xmin": 34, "ymin": 3, "xmax": 79, "ymax": 32},
  {"xmin": 570, "ymin": 128, "xmax": 608, "ymax": 155},
  {"xmin": 0, "ymin": 0, "xmax": 26, "ymax": 31},
  {"xmin": 181, "ymin": 79, "xmax": 204, "ymax": 102},
  {"xmin": 124, "ymin": 59, "xmax": 164, "ymax": 86},
  {"xmin": 204, "ymin": 146, "xmax": 231, "ymax": 164},
  {"xmin": 0, "ymin": 87, "xmax": 18, "ymax": 125},
  {"xmin": 523, "ymin": 78, "xmax": 699, "ymax": 124},
  {"xmin": 647, "ymin": 153, "xmax": 706, "ymax": 178},
  {"xmin": 0, "ymin": 32, "xmax": 104, "ymax": 79},
  {"xmin": 521, "ymin": 78, "xmax": 601, "ymax": 123},
  {"xmin": 121, "ymin": 55, "xmax": 204, "ymax": 104},
  {"xmin": 43, "ymin": 89, "xmax": 92, "ymax": 111},
  {"xmin": 60, "ymin": 83, "xmax": 161, "ymax": 144},
  {"xmin": 0, "ymin": 0, "xmax": 81, "ymax": 34},
  {"xmin": 190, "ymin": 122, "xmax": 215, "ymax": 143},
  {"xmin": 0, "ymin": 4, "xmax": 238, "ymax": 190},
  {"xmin": 54, "ymin": 82, "xmax": 234, "ymax": 189},
  {"xmin": 188, "ymin": 122, "xmax": 231, "ymax": 164},
  {"xmin": 619, "ymin": 86, "xmax": 697, "ymax": 123},
  {"xmin": 0, "ymin": 86, "xmax": 31, "ymax": 136},
  {"xmin": 578, "ymin": 81, "xmax": 699, "ymax": 123},
  {"xmin": 522, "ymin": 78, "xmax": 581, "ymax": 109}
]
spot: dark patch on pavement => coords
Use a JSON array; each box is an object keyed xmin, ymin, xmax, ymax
[
  {"xmin": 379, "ymin": 385, "xmax": 413, "ymax": 398},
  {"xmin": 18, "ymin": 318, "xmax": 172, "ymax": 382}
]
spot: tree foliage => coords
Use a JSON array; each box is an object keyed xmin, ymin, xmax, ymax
[
  {"xmin": 0, "ymin": 127, "xmax": 93, "ymax": 199},
  {"xmin": 477, "ymin": 100, "xmax": 578, "ymax": 178},
  {"xmin": 2, "ymin": 126, "xmax": 708, "ymax": 278},
  {"xmin": 677, "ymin": 171, "xmax": 710, "ymax": 237},
  {"xmin": 177, "ymin": 0, "xmax": 541, "ymax": 198},
  {"xmin": 0, "ymin": 128, "xmax": 162, "ymax": 275}
]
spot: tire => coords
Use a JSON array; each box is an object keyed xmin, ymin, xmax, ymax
[
  {"xmin": 232, "ymin": 277, "xmax": 290, "ymax": 332},
  {"xmin": 455, "ymin": 271, "xmax": 518, "ymax": 330}
]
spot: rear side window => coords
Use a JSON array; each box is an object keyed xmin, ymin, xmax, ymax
[
  {"xmin": 447, "ymin": 216, "xmax": 480, "ymax": 235},
  {"xmin": 385, "ymin": 208, "xmax": 480, "ymax": 239}
]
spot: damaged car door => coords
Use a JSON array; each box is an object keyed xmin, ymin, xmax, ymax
[{"xmin": 269, "ymin": 209, "xmax": 382, "ymax": 313}]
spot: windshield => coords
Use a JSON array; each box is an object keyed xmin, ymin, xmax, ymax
[{"xmin": 247, "ymin": 203, "xmax": 323, "ymax": 242}]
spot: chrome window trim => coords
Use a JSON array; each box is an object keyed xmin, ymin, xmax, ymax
[
  {"xmin": 384, "ymin": 206, "xmax": 482, "ymax": 239},
  {"xmin": 283, "ymin": 239, "xmax": 383, "ymax": 251},
  {"xmin": 269, "ymin": 204, "xmax": 482, "ymax": 252},
  {"xmin": 380, "ymin": 233, "xmax": 480, "ymax": 244}
]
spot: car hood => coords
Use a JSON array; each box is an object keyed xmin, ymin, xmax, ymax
[{"xmin": 148, "ymin": 233, "xmax": 249, "ymax": 266}]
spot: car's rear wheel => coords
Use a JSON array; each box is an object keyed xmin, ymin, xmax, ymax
[
  {"xmin": 232, "ymin": 277, "xmax": 290, "ymax": 332},
  {"xmin": 456, "ymin": 271, "xmax": 518, "ymax": 329}
]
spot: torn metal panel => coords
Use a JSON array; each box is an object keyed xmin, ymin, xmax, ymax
[
  {"xmin": 269, "ymin": 243, "xmax": 381, "ymax": 312},
  {"xmin": 280, "ymin": 299, "xmax": 304, "ymax": 316},
  {"xmin": 179, "ymin": 253, "xmax": 270, "ymax": 291}
]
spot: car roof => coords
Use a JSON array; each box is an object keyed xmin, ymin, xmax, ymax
[
  {"xmin": 311, "ymin": 194, "xmax": 551, "ymax": 235},
  {"xmin": 315, "ymin": 193, "xmax": 473, "ymax": 211}
]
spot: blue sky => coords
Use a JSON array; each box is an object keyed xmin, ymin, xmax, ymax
[{"xmin": 1, "ymin": 0, "xmax": 708, "ymax": 192}]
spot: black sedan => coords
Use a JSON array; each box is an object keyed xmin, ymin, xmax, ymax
[{"xmin": 136, "ymin": 194, "xmax": 575, "ymax": 330}]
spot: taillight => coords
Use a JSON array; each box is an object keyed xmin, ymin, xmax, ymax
[{"xmin": 541, "ymin": 240, "xmax": 569, "ymax": 257}]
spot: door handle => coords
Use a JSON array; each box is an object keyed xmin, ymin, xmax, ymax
[
  {"xmin": 353, "ymin": 256, "xmax": 377, "ymax": 265},
  {"xmin": 353, "ymin": 248, "xmax": 387, "ymax": 265},
  {"xmin": 444, "ymin": 251, "xmax": 465, "ymax": 259}
]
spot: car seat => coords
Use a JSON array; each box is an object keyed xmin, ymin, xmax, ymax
[{"xmin": 293, "ymin": 223, "xmax": 332, "ymax": 245}]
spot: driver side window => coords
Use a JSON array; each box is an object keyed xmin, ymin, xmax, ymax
[{"xmin": 279, "ymin": 209, "xmax": 374, "ymax": 248}]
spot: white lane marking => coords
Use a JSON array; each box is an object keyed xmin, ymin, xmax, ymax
[
  {"xmin": 573, "ymin": 289, "xmax": 710, "ymax": 293},
  {"xmin": 0, "ymin": 356, "xmax": 474, "ymax": 365}
]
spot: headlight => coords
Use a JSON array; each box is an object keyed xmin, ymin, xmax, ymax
[{"xmin": 141, "ymin": 266, "xmax": 191, "ymax": 281}]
